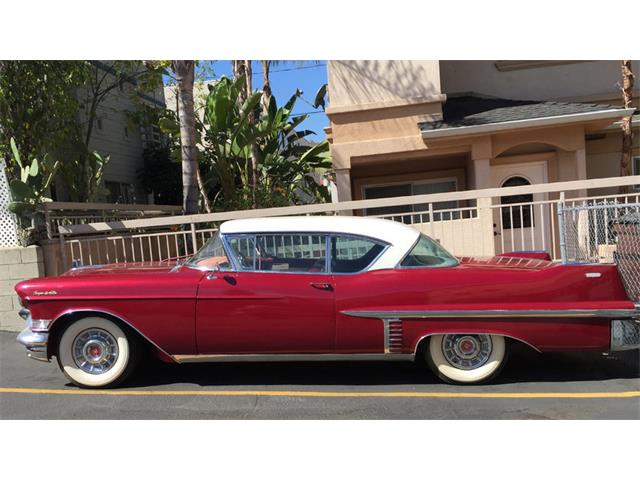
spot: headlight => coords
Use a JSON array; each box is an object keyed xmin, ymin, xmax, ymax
[
  {"xmin": 30, "ymin": 319, "xmax": 52, "ymax": 332},
  {"xmin": 18, "ymin": 308, "xmax": 30, "ymax": 320}
]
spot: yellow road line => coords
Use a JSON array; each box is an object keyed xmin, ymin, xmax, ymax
[{"xmin": 0, "ymin": 387, "xmax": 639, "ymax": 399}]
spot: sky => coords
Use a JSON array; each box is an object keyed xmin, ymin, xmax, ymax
[{"xmin": 191, "ymin": 60, "xmax": 329, "ymax": 142}]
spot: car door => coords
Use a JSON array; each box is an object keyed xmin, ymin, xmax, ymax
[
  {"xmin": 329, "ymin": 235, "xmax": 396, "ymax": 353},
  {"xmin": 333, "ymin": 233, "xmax": 460, "ymax": 353},
  {"xmin": 195, "ymin": 232, "xmax": 336, "ymax": 354}
]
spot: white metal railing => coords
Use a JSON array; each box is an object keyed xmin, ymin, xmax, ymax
[
  {"xmin": 376, "ymin": 191, "xmax": 640, "ymax": 260},
  {"xmin": 42, "ymin": 176, "xmax": 640, "ymax": 276},
  {"xmin": 64, "ymin": 227, "xmax": 219, "ymax": 267}
]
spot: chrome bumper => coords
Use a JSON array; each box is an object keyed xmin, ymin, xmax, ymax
[
  {"xmin": 16, "ymin": 309, "xmax": 50, "ymax": 362},
  {"xmin": 610, "ymin": 304, "xmax": 640, "ymax": 351}
]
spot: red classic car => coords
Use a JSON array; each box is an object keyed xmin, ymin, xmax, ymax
[{"xmin": 15, "ymin": 216, "xmax": 640, "ymax": 388}]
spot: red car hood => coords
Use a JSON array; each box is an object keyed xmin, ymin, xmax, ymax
[
  {"xmin": 457, "ymin": 255, "xmax": 555, "ymax": 271},
  {"xmin": 62, "ymin": 260, "xmax": 180, "ymax": 276}
]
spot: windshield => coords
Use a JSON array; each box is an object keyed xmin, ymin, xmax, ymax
[
  {"xmin": 400, "ymin": 234, "xmax": 459, "ymax": 268},
  {"xmin": 186, "ymin": 232, "xmax": 232, "ymax": 270}
]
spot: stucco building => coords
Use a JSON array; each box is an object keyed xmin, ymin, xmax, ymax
[{"xmin": 326, "ymin": 60, "xmax": 639, "ymax": 209}]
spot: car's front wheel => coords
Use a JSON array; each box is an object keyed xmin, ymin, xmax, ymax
[
  {"xmin": 425, "ymin": 333, "xmax": 507, "ymax": 384},
  {"xmin": 57, "ymin": 316, "xmax": 138, "ymax": 388}
]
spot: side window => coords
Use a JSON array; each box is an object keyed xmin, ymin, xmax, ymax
[
  {"xmin": 255, "ymin": 234, "xmax": 327, "ymax": 273},
  {"xmin": 226, "ymin": 236, "xmax": 257, "ymax": 270},
  {"xmin": 331, "ymin": 236, "xmax": 386, "ymax": 273}
]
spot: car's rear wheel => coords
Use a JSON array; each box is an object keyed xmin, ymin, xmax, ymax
[
  {"xmin": 425, "ymin": 333, "xmax": 507, "ymax": 384},
  {"xmin": 56, "ymin": 316, "xmax": 138, "ymax": 388}
]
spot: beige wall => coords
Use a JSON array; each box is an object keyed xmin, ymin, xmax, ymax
[
  {"xmin": 440, "ymin": 60, "xmax": 640, "ymax": 101},
  {"xmin": 0, "ymin": 246, "xmax": 44, "ymax": 332},
  {"xmin": 586, "ymin": 128, "xmax": 640, "ymax": 196},
  {"xmin": 326, "ymin": 61, "xmax": 447, "ymax": 182},
  {"xmin": 328, "ymin": 61, "xmax": 443, "ymax": 110}
]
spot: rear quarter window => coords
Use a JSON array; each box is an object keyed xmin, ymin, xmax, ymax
[
  {"xmin": 331, "ymin": 236, "xmax": 386, "ymax": 273},
  {"xmin": 400, "ymin": 234, "xmax": 458, "ymax": 268}
]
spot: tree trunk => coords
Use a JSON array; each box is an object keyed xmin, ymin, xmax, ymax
[
  {"xmin": 232, "ymin": 61, "xmax": 247, "ymax": 104},
  {"xmin": 244, "ymin": 60, "xmax": 259, "ymax": 209},
  {"xmin": 620, "ymin": 60, "xmax": 635, "ymax": 193},
  {"xmin": 196, "ymin": 167, "xmax": 212, "ymax": 213},
  {"xmin": 173, "ymin": 60, "xmax": 199, "ymax": 215}
]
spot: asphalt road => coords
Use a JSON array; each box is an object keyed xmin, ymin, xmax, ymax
[{"xmin": 1, "ymin": 331, "xmax": 638, "ymax": 419}]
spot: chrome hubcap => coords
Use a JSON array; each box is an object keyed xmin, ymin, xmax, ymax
[
  {"xmin": 72, "ymin": 329, "xmax": 118, "ymax": 374},
  {"xmin": 441, "ymin": 334, "xmax": 492, "ymax": 370}
]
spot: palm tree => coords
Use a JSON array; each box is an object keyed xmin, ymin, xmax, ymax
[
  {"xmin": 621, "ymin": 61, "xmax": 634, "ymax": 182},
  {"xmin": 172, "ymin": 60, "xmax": 198, "ymax": 214}
]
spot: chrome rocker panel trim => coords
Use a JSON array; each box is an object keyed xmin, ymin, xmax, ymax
[
  {"xmin": 173, "ymin": 353, "xmax": 414, "ymax": 363},
  {"xmin": 341, "ymin": 308, "xmax": 640, "ymax": 319}
]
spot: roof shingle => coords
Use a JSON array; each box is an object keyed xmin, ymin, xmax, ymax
[{"xmin": 419, "ymin": 95, "xmax": 631, "ymax": 132}]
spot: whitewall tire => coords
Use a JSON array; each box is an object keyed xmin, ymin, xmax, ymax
[
  {"xmin": 426, "ymin": 334, "xmax": 507, "ymax": 384},
  {"xmin": 57, "ymin": 316, "xmax": 138, "ymax": 388}
]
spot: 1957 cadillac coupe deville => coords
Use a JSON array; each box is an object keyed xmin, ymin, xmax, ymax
[{"xmin": 15, "ymin": 216, "xmax": 640, "ymax": 388}]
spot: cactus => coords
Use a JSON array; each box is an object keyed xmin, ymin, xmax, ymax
[{"xmin": 7, "ymin": 137, "xmax": 60, "ymax": 217}]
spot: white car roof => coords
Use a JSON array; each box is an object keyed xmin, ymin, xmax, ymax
[{"xmin": 220, "ymin": 216, "xmax": 421, "ymax": 270}]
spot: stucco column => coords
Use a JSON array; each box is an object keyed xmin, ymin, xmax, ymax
[
  {"xmin": 470, "ymin": 138, "xmax": 492, "ymax": 190},
  {"xmin": 334, "ymin": 168, "xmax": 353, "ymax": 203},
  {"xmin": 333, "ymin": 168, "xmax": 353, "ymax": 216},
  {"xmin": 470, "ymin": 158, "xmax": 491, "ymax": 190},
  {"xmin": 558, "ymin": 148, "xmax": 587, "ymax": 198}
]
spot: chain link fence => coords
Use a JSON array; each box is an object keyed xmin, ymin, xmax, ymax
[{"xmin": 560, "ymin": 200, "xmax": 640, "ymax": 302}]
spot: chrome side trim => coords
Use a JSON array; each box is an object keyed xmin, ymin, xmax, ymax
[
  {"xmin": 382, "ymin": 319, "xmax": 390, "ymax": 354},
  {"xmin": 49, "ymin": 309, "xmax": 177, "ymax": 362},
  {"xmin": 382, "ymin": 318, "xmax": 403, "ymax": 354},
  {"xmin": 173, "ymin": 353, "xmax": 414, "ymax": 363},
  {"xmin": 342, "ymin": 308, "xmax": 640, "ymax": 319}
]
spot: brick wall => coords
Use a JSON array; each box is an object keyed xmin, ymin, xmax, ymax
[{"xmin": 0, "ymin": 246, "xmax": 45, "ymax": 331}]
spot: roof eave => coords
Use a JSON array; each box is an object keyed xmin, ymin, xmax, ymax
[{"xmin": 420, "ymin": 107, "xmax": 636, "ymax": 140}]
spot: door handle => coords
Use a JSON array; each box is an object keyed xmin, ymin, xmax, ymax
[{"xmin": 309, "ymin": 282, "xmax": 333, "ymax": 291}]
